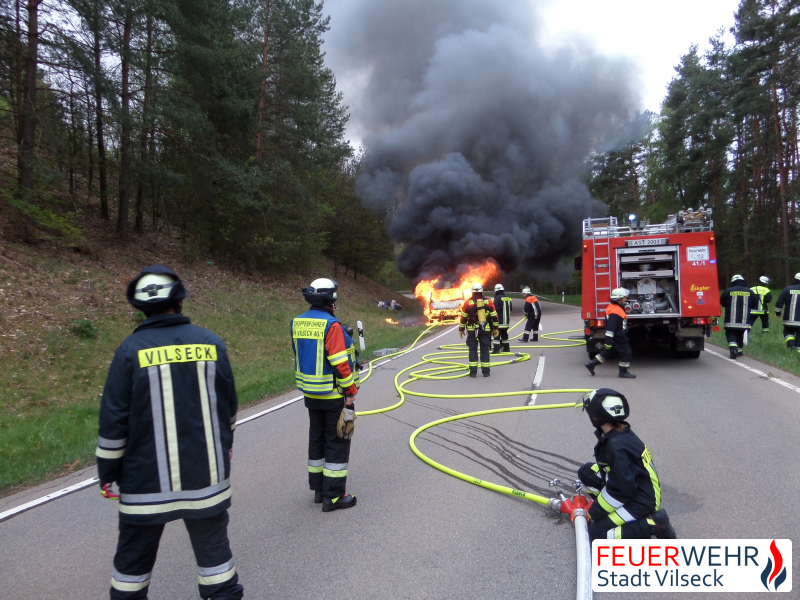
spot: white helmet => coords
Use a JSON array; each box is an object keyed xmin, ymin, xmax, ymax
[
  {"xmin": 610, "ymin": 288, "xmax": 630, "ymax": 301},
  {"xmin": 303, "ymin": 278, "xmax": 338, "ymax": 305},
  {"xmin": 472, "ymin": 283, "xmax": 483, "ymax": 293},
  {"xmin": 731, "ymin": 274, "xmax": 745, "ymax": 284},
  {"xmin": 521, "ymin": 286, "xmax": 531, "ymax": 295},
  {"xmin": 494, "ymin": 283, "xmax": 504, "ymax": 292},
  {"xmin": 133, "ymin": 274, "xmax": 179, "ymax": 303},
  {"xmin": 795, "ymin": 273, "xmax": 800, "ymax": 282},
  {"xmin": 759, "ymin": 276, "xmax": 770, "ymax": 285}
]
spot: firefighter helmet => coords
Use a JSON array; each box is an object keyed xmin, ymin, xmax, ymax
[
  {"xmin": 583, "ymin": 388, "xmax": 630, "ymax": 427},
  {"xmin": 794, "ymin": 273, "xmax": 800, "ymax": 282},
  {"xmin": 126, "ymin": 265, "xmax": 186, "ymax": 313},
  {"xmin": 610, "ymin": 288, "xmax": 629, "ymax": 301},
  {"xmin": 521, "ymin": 286, "xmax": 531, "ymax": 295},
  {"xmin": 759, "ymin": 276, "xmax": 770, "ymax": 285},
  {"xmin": 472, "ymin": 283, "xmax": 483, "ymax": 293},
  {"xmin": 494, "ymin": 283, "xmax": 504, "ymax": 292},
  {"xmin": 731, "ymin": 274, "xmax": 745, "ymax": 284},
  {"xmin": 303, "ymin": 278, "xmax": 339, "ymax": 307}
]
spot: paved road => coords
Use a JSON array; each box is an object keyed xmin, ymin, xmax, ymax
[{"xmin": 1, "ymin": 302, "xmax": 799, "ymax": 599}]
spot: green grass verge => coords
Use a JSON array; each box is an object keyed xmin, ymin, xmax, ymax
[
  {"xmin": 708, "ymin": 317, "xmax": 800, "ymax": 376},
  {"xmin": 0, "ymin": 282, "xmax": 426, "ymax": 494}
]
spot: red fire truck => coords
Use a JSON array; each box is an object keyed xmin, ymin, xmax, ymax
[{"xmin": 577, "ymin": 208, "xmax": 720, "ymax": 358}]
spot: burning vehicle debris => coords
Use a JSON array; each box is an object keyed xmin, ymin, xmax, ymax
[{"xmin": 414, "ymin": 260, "xmax": 502, "ymax": 325}]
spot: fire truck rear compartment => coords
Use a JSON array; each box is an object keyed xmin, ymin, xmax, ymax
[{"xmin": 618, "ymin": 247, "xmax": 680, "ymax": 318}]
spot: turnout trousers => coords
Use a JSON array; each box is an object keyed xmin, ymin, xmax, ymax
[
  {"xmin": 748, "ymin": 312, "xmax": 769, "ymax": 332},
  {"xmin": 110, "ymin": 511, "xmax": 242, "ymax": 600},
  {"xmin": 725, "ymin": 328, "xmax": 746, "ymax": 353},
  {"xmin": 493, "ymin": 327, "xmax": 510, "ymax": 353},
  {"xmin": 783, "ymin": 326, "xmax": 800, "ymax": 351},
  {"xmin": 523, "ymin": 314, "xmax": 540, "ymax": 341},
  {"xmin": 466, "ymin": 329, "xmax": 492, "ymax": 375},
  {"xmin": 596, "ymin": 339, "xmax": 632, "ymax": 370},
  {"xmin": 306, "ymin": 397, "xmax": 351, "ymax": 500},
  {"xmin": 578, "ymin": 463, "xmax": 653, "ymax": 541}
]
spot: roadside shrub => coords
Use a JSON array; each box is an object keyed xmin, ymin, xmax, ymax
[{"xmin": 71, "ymin": 319, "xmax": 98, "ymax": 340}]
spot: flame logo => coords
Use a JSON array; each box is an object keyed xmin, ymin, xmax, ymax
[{"xmin": 761, "ymin": 540, "xmax": 787, "ymax": 591}]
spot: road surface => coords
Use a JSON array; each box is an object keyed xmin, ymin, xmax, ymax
[{"xmin": 1, "ymin": 302, "xmax": 798, "ymax": 599}]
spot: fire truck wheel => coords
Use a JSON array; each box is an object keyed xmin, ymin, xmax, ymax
[{"xmin": 682, "ymin": 350, "xmax": 701, "ymax": 359}]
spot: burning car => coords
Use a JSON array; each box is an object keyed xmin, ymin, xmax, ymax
[{"xmin": 414, "ymin": 260, "xmax": 503, "ymax": 325}]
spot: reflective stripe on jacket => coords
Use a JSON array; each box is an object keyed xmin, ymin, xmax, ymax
[
  {"xmin": 776, "ymin": 284, "xmax": 800, "ymax": 327},
  {"xmin": 291, "ymin": 309, "xmax": 360, "ymax": 399},
  {"xmin": 604, "ymin": 303, "xmax": 628, "ymax": 342},
  {"xmin": 750, "ymin": 285, "xmax": 772, "ymax": 315},
  {"xmin": 494, "ymin": 292, "xmax": 513, "ymax": 328},
  {"xmin": 720, "ymin": 285, "xmax": 757, "ymax": 329},
  {"xmin": 524, "ymin": 296, "xmax": 541, "ymax": 319},
  {"xmin": 459, "ymin": 297, "xmax": 499, "ymax": 331}
]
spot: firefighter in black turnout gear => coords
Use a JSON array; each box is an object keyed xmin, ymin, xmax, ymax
[
  {"xmin": 520, "ymin": 287, "xmax": 541, "ymax": 342},
  {"xmin": 577, "ymin": 389, "xmax": 677, "ymax": 541},
  {"xmin": 292, "ymin": 278, "xmax": 360, "ymax": 512},
  {"xmin": 720, "ymin": 274, "xmax": 757, "ymax": 359},
  {"xmin": 585, "ymin": 288, "xmax": 636, "ymax": 378},
  {"xmin": 492, "ymin": 284, "xmax": 513, "ymax": 354},
  {"xmin": 97, "ymin": 265, "xmax": 243, "ymax": 600},
  {"xmin": 459, "ymin": 284, "xmax": 499, "ymax": 377},
  {"xmin": 775, "ymin": 273, "xmax": 800, "ymax": 354}
]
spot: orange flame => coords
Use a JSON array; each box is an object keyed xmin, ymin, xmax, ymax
[
  {"xmin": 385, "ymin": 318, "xmax": 399, "ymax": 325},
  {"xmin": 414, "ymin": 259, "xmax": 503, "ymax": 325}
]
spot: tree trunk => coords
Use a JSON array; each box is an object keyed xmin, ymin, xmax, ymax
[
  {"xmin": 14, "ymin": 0, "xmax": 24, "ymax": 146},
  {"xmin": 255, "ymin": 0, "xmax": 270, "ymax": 157},
  {"xmin": 18, "ymin": 0, "xmax": 41, "ymax": 192},
  {"xmin": 117, "ymin": 7, "xmax": 132, "ymax": 238},
  {"xmin": 135, "ymin": 11, "xmax": 153, "ymax": 235},
  {"xmin": 87, "ymin": 91, "xmax": 94, "ymax": 205},
  {"xmin": 772, "ymin": 86, "xmax": 791, "ymax": 284},
  {"xmin": 93, "ymin": 2, "xmax": 109, "ymax": 220}
]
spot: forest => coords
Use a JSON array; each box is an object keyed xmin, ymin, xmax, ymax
[{"xmin": 0, "ymin": 0, "xmax": 798, "ymax": 288}]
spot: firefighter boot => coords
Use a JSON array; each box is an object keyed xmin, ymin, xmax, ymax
[
  {"xmin": 618, "ymin": 367, "xmax": 636, "ymax": 379},
  {"xmin": 322, "ymin": 493, "xmax": 357, "ymax": 512},
  {"xmin": 729, "ymin": 348, "xmax": 738, "ymax": 359},
  {"xmin": 502, "ymin": 341, "xmax": 510, "ymax": 353},
  {"xmin": 492, "ymin": 342, "xmax": 501, "ymax": 355},
  {"xmin": 532, "ymin": 333, "xmax": 539, "ymax": 342},
  {"xmin": 314, "ymin": 490, "xmax": 323, "ymax": 504},
  {"xmin": 651, "ymin": 509, "xmax": 677, "ymax": 539},
  {"xmin": 584, "ymin": 358, "xmax": 600, "ymax": 376},
  {"xmin": 483, "ymin": 369, "xmax": 490, "ymax": 377},
  {"xmin": 521, "ymin": 333, "xmax": 529, "ymax": 343}
]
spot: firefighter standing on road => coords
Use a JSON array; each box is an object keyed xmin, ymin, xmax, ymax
[
  {"xmin": 97, "ymin": 265, "xmax": 243, "ymax": 600},
  {"xmin": 775, "ymin": 273, "xmax": 800, "ymax": 353},
  {"xmin": 585, "ymin": 288, "xmax": 636, "ymax": 379},
  {"xmin": 577, "ymin": 388, "xmax": 677, "ymax": 541},
  {"xmin": 720, "ymin": 274, "xmax": 757, "ymax": 360},
  {"xmin": 749, "ymin": 276, "xmax": 773, "ymax": 333},
  {"xmin": 292, "ymin": 278, "xmax": 360, "ymax": 512},
  {"xmin": 520, "ymin": 287, "xmax": 541, "ymax": 342},
  {"xmin": 492, "ymin": 283, "xmax": 513, "ymax": 354},
  {"xmin": 459, "ymin": 283, "xmax": 499, "ymax": 377}
]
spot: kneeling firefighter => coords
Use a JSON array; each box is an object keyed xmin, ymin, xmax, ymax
[
  {"xmin": 720, "ymin": 274, "xmax": 757, "ymax": 359},
  {"xmin": 578, "ymin": 389, "xmax": 677, "ymax": 541},
  {"xmin": 291, "ymin": 278, "xmax": 360, "ymax": 512},
  {"xmin": 459, "ymin": 284, "xmax": 499, "ymax": 377},
  {"xmin": 492, "ymin": 284, "xmax": 513, "ymax": 354},
  {"xmin": 521, "ymin": 287, "xmax": 541, "ymax": 342},
  {"xmin": 775, "ymin": 273, "xmax": 800, "ymax": 353},
  {"xmin": 585, "ymin": 288, "xmax": 636, "ymax": 378}
]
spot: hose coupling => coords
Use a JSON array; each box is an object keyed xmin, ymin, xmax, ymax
[
  {"xmin": 548, "ymin": 498, "xmax": 562, "ymax": 513},
  {"xmin": 511, "ymin": 358, "xmax": 517, "ymax": 363},
  {"xmin": 571, "ymin": 508, "xmax": 587, "ymax": 522}
]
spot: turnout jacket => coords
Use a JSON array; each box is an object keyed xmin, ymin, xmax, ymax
[
  {"xmin": 97, "ymin": 314, "xmax": 237, "ymax": 525},
  {"xmin": 494, "ymin": 291, "xmax": 513, "ymax": 328},
  {"xmin": 588, "ymin": 424, "xmax": 662, "ymax": 524},
  {"xmin": 750, "ymin": 285, "xmax": 773, "ymax": 315},
  {"xmin": 604, "ymin": 303, "xmax": 628, "ymax": 345},
  {"xmin": 775, "ymin": 284, "xmax": 800, "ymax": 327},
  {"xmin": 720, "ymin": 285, "xmax": 757, "ymax": 329},
  {"xmin": 459, "ymin": 296, "xmax": 499, "ymax": 332},
  {"xmin": 524, "ymin": 295, "xmax": 541, "ymax": 319}
]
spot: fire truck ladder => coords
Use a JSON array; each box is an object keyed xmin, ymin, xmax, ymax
[{"xmin": 590, "ymin": 217, "xmax": 617, "ymax": 319}]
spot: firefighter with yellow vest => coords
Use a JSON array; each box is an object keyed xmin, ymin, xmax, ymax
[
  {"xmin": 775, "ymin": 273, "xmax": 800, "ymax": 353},
  {"xmin": 748, "ymin": 276, "xmax": 773, "ymax": 333},
  {"xmin": 459, "ymin": 283, "xmax": 499, "ymax": 377},
  {"xmin": 291, "ymin": 278, "xmax": 360, "ymax": 512},
  {"xmin": 492, "ymin": 283, "xmax": 513, "ymax": 354},
  {"xmin": 585, "ymin": 288, "xmax": 636, "ymax": 378}
]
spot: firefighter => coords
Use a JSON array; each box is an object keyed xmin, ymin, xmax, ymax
[
  {"xmin": 585, "ymin": 288, "xmax": 636, "ymax": 378},
  {"xmin": 292, "ymin": 278, "xmax": 360, "ymax": 512},
  {"xmin": 520, "ymin": 287, "xmax": 541, "ymax": 342},
  {"xmin": 748, "ymin": 276, "xmax": 773, "ymax": 333},
  {"xmin": 492, "ymin": 283, "xmax": 513, "ymax": 354},
  {"xmin": 720, "ymin": 274, "xmax": 757, "ymax": 359},
  {"xmin": 775, "ymin": 273, "xmax": 800, "ymax": 353},
  {"xmin": 459, "ymin": 283, "xmax": 500, "ymax": 377},
  {"xmin": 578, "ymin": 388, "xmax": 677, "ymax": 541},
  {"xmin": 97, "ymin": 265, "xmax": 243, "ymax": 600}
]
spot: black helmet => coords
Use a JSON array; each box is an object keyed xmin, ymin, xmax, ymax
[
  {"xmin": 302, "ymin": 277, "xmax": 339, "ymax": 307},
  {"xmin": 126, "ymin": 265, "xmax": 186, "ymax": 313},
  {"xmin": 582, "ymin": 388, "xmax": 630, "ymax": 428}
]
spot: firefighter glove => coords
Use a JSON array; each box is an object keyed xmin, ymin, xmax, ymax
[
  {"xmin": 459, "ymin": 328, "xmax": 465, "ymax": 339},
  {"xmin": 101, "ymin": 483, "xmax": 119, "ymax": 501},
  {"xmin": 491, "ymin": 327, "xmax": 499, "ymax": 338},
  {"xmin": 337, "ymin": 406, "xmax": 356, "ymax": 439}
]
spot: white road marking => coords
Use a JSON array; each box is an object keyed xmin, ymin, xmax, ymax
[
  {"xmin": 705, "ymin": 348, "xmax": 800, "ymax": 394},
  {"xmin": 0, "ymin": 325, "xmax": 459, "ymax": 523},
  {"xmin": 526, "ymin": 356, "xmax": 546, "ymax": 406}
]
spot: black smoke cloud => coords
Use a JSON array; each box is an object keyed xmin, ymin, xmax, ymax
[{"xmin": 324, "ymin": 1, "xmax": 640, "ymax": 279}]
